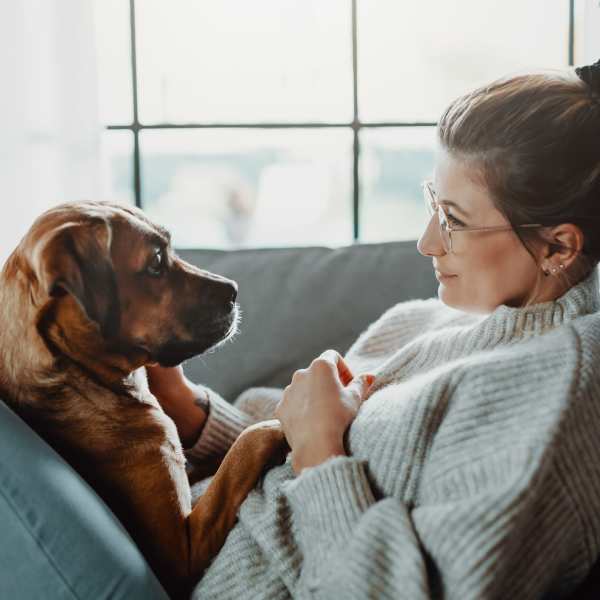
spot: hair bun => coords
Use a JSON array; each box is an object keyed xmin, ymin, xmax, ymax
[{"xmin": 575, "ymin": 58, "xmax": 600, "ymax": 95}]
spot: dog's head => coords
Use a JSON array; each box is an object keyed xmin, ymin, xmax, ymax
[{"xmin": 12, "ymin": 201, "xmax": 239, "ymax": 374}]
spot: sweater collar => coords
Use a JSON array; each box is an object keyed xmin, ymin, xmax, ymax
[{"xmin": 478, "ymin": 267, "xmax": 600, "ymax": 340}]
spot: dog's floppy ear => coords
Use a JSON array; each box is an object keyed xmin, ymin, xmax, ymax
[{"xmin": 33, "ymin": 218, "xmax": 120, "ymax": 338}]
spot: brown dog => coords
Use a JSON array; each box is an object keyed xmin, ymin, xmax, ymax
[{"xmin": 0, "ymin": 201, "xmax": 287, "ymax": 599}]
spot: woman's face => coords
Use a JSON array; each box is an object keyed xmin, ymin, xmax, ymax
[{"xmin": 417, "ymin": 149, "xmax": 542, "ymax": 313}]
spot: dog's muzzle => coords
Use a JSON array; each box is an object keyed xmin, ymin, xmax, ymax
[{"xmin": 153, "ymin": 303, "xmax": 240, "ymax": 367}]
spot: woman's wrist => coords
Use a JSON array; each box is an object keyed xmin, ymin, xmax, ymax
[
  {"xmin": 160, "ymin": 381, "xmax": 209, "ymax": 449},
  {"xmin": 145, "ymin": 366, "xmax": 210, "ymax": 448},
  {"xmin": 178, "ymin": 394, "xmax": 209, "ymax": 449},
  {"xmin": 291, "ymin": 438, "xmax": 346, "ymax": 475}
]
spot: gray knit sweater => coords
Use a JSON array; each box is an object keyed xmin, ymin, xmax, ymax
[{"xmin": 186, "ymin": 268, "xmax": 600, "ymax": 599}]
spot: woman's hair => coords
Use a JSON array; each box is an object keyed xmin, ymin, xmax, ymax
[{"xmin": 437, "ymin": 60, "xmax": 600, "ymax": 304}]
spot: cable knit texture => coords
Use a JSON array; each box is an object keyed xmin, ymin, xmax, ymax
[{"xmin": 187, "ymin": 268, "xmax": 600, "ymax": 599}]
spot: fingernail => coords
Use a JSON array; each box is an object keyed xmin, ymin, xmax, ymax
[{"xmin": 366, "ymin": 374, "xmax": 376, "ymax": 387}]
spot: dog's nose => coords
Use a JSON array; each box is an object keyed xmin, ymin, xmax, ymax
[
  {"xmin": 211, "ymin": 279, "xmax": 237, "ymax": 306},
  {"xmin": 228, "ymin": 281, "xmax": 238, "ymax": 304}
]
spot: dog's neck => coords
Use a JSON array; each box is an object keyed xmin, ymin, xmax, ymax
[
  {"xmin": 0, "ymin": 265, "xmax": 142, "ymax": 405},
  {"xmin": 0, "ymin": 264, "xmax": 57, "ymax": 401},
  {"xmin": 39, "ymin": 294, "xmax": 139, "ymax": 386}
]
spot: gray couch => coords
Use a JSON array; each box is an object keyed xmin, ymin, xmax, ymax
[
  {"xmin": 1, "ymin": 240, "xmax": 599, "ymax": 598},
  {"xmin": 0, "ymin": 241, "xmax": 435, "ymax": 599},
  {"xmin": 177, "ymin": 242, "xmax": 437, "ymax": 400}
]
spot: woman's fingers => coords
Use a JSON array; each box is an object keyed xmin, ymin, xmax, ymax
[
  {"xmin": 346, "ymin": 374, "xmax": 376, "ymax": 406},
  {"xmin": 338, "ymin": 363, "xmax": 354, "ymax": 386},
  {"xmin": 317, "ymin": 349, "xmax": 354, "ymax": 386}
]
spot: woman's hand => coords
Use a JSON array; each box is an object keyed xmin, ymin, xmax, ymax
[
  {"xmin": 275, "ymin": 350, "xmax": 375, "ymax": 475},
  {"xmin": 145, "ymin": 364, "xmax": 209, "ymax": 449},
  {"xmin": 145, "ymin": 364, "xmax": 190, "ymax": 404}
]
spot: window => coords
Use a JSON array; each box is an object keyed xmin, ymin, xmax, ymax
[{"xmin": 94, "ymin": 0, "xmax": 583, "ymax": 249}]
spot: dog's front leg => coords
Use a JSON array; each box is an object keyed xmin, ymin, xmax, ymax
[
  {"xmin": 186, "ymin": 420, "xmax": 289, "ymax": 578},
  {"xmin": 106, "ymin": 419, "xmax": 287, "ymax": 599},
  {"xmin": 186, "ymin": 456, "xmax": 222, "ymax": 488}
]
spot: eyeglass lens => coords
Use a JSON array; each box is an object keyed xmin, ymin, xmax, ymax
[{"xmin": 423, "ymin": 183, "xmax": 451, "ymax": 252}]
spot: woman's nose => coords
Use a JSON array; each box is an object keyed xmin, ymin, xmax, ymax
[{"xmin": 417, "ymin": 214, "xmax": 446, "ymax": 257}]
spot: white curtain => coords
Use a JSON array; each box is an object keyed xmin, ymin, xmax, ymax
[{"xmin": 0, "ymin": 0, "xmax": 102, "ymax": 266}]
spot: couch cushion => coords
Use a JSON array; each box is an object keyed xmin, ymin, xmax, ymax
[
  {"xmin": 0, "ymin": 399, "xmax": 168, "ymax": 600},
  {"xmin": 179, "ymin": 240, "xmax": 437, "ymax": 400}
]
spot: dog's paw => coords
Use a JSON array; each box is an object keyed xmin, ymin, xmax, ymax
[
  {"xmin": 240, "ymin": 418, "xmax": 282, "ymax": 434},
  {"xmin": 235, "ymin": 419, "xmax": 289, "ymax": 466}
]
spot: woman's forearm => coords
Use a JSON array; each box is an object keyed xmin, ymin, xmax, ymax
[
  {"xmin": 161, "ymin": 384, "xmax": 208, "ymax": 449},
  {"xmin": 147, "ymin": 367, "xmax": 208, "ymax": 448}
]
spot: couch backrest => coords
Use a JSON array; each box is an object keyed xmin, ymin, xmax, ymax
[{"xmin": 179, "ymin": 241, "xmax": 437, "ymax": 400}]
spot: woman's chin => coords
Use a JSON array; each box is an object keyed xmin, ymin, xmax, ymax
[
  {"xmin": 438, "ymin": 284, "xmax": 454, "ymax": 307},
  {"xmin": 438, "ymin": 281, "xmax": 456, "ymax": 304},
  {"xmin": 438, "ymin": 282, "xmax": 470, "ymax": 312}
]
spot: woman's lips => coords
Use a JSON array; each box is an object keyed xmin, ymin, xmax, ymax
[{"xmin": 435, "ymin": 270, "xmax": 457, "ymax": 281}]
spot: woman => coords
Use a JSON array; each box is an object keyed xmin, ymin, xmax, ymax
[{"xmin": 148, "ymin": 60, "xmax": 600, "ymax": 599}]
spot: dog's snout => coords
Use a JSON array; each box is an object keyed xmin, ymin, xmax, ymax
[
  {"xmin": 227, "ymin": 281, "xmax": 238, "ymax": 305},
  {"xmin": 209, "ymin": 279, "xmax": 237, "ymax": 306}
]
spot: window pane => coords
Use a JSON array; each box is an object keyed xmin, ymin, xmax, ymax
[
  {"xmin": 93, "ymin": 0, "xmax": 133, "ymax": 125},
  {"xmin": 358, "ymin": 0, "xmax": 570, "ymax": 122},
  {"xmin": 140, "ymin": 129, "xmax": 353, "ymax": 248},
  {"xmin": 576, "ymin": 0, "xmax": 600, "ymax": 64},
  {"xmin": 136, "ymin": 0, "xmax": 353, "ymax": 123},
  {"xmin": 360, "ymin": 127, "xmax": 436, "ymax": 243},
  {"xmin": 100, "ymin": 131, "xmax": 134, "ymax": 206}
]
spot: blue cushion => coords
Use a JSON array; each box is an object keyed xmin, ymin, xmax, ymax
[{"xmin": 0, "ymin": 399, "xmax": 169, "ymax": 600}]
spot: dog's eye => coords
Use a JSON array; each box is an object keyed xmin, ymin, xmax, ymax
[{"xmin": 146, "ymin": 248, "xmax": 165, "ymax": 278}]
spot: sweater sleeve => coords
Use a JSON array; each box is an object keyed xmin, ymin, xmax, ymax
[
  {"xmin": 184, "ymin": 385, "xmax": 283, "ymax": 462},
  {"xmin": 183, "ymin": 384, "xmax": 255, "ymax": 461},
  {"xmin": 283, "ymin": 454, "xmax": 590, "ymax": 600}
]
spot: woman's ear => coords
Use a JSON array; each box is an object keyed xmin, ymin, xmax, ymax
[{"xmin": 542, "ymin": 223, "xmax": 585, "ymax": 269}]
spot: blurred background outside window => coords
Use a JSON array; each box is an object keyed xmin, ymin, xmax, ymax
[{"xmin": 1, "ymin": 0, "xmax": 599, "ymax": 263}]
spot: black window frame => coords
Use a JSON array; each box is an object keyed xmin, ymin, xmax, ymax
[{"xmin": 107, "ymin": 0, "xmax": 576, "ymax": 243}]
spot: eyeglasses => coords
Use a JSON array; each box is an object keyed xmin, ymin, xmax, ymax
[{"xmin": 422, "ymin": 180, "xmax": 543, "ymax": 253}]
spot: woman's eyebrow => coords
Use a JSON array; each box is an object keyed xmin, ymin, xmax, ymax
[{"xmin": 439, "ymin": 199, "xmax": 471, "ymax": 219}]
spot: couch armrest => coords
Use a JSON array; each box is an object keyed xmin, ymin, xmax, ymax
[{"xmin": 0, "ymin": 399, "xmax": 169, "ymax": 600}]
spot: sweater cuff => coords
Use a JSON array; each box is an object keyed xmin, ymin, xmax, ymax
[
  {"xmin": 283, "ymin": 456, "xmax": 376, "ymax": 548},
  {"xmin": 184, "ymin": 385, "xmax": 254, "ymax": 461}
]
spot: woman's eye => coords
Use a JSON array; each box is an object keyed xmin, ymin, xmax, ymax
[
  {"xmin": 146, "ymin": 249, "xmax": 164, "ymax": 277},
  {"xmin": 446, "ymin": 212, "xmax": 464, "ymax": 227}
]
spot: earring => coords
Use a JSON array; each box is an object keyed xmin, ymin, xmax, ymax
[{"xmin": 547, "ymin": 263, "xmax": 565, "ymax": 276}]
